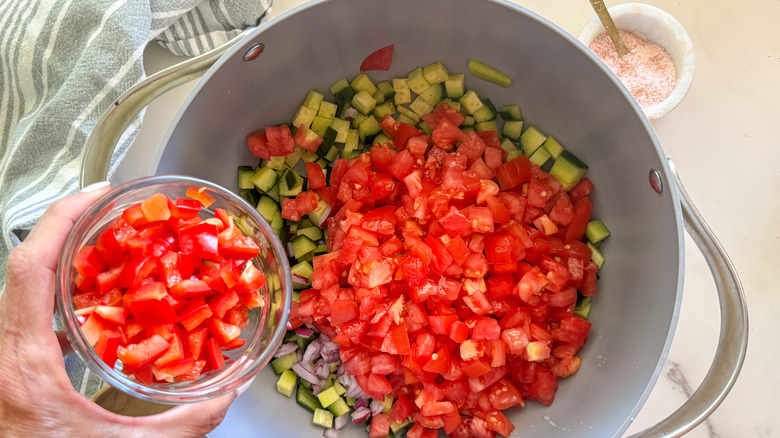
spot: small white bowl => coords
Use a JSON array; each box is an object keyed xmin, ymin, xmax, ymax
[{"xmin": 578, "ymin": 3, "xmax": 695, "ymax": 120}]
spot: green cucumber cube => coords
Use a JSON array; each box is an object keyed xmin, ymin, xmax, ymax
[{"xmin": 276, "ymin": 369, "xmax": 297, "ymax": 397}]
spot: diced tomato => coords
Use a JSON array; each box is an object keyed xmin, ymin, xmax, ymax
[
  {"xmin": 360, "ymin": 44, "xmax": 394, "ymax": 71},
  {"xmin": 293, "ymin": 124, "xmax": 323, "ymax": 153},
  {"xmin": 306, "ymin": 162, "xmax": 327, "ymax": 190},
  {"xmin": 264, "ymin": 124, "xmax": 295, "ymax": 156}
]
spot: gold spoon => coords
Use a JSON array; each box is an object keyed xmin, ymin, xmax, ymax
[{"xmin": 588, "ymin": 0, "xmax": 629, "ymax": 56}]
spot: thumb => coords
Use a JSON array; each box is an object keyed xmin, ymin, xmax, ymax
[{"xmin": 120, "ymin": 392, "xmax": 237, "ymax": 438}]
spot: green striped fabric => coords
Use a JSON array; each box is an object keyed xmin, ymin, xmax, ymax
[{"xmin": 0, "ymin": 0, "xmax": 270, "ymax": 397}]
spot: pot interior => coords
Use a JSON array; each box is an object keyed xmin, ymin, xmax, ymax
[{"xmin": 152, "ymin": 0, "xmax": 684, "ymax": 436}]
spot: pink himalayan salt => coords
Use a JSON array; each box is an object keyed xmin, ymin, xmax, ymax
[{"xmin": 589, "ymin": 29, "xmax": 677, "ymax": 109}]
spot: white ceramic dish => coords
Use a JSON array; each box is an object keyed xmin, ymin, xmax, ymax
[{"xmin": 578, "ymin": 3, "xmax": 695, "ymax": 120}]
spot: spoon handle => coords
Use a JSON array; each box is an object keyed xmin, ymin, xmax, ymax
[{"xmin": 589, "ymin": 0, "xmax": 629, "ymax": 56}]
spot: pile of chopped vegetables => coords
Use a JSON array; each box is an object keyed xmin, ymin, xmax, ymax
[{"xmin": 239, "ymin": 49, "xmax": 610, "ymax": 438}]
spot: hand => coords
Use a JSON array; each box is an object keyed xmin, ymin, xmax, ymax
[{"xmin": 0, "ymin": 183, "xmax": 236, "ymax": 438}]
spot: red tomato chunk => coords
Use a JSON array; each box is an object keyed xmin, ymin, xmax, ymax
[
  {"xmin": 286, "ymin": 103, "xmax": 598, "ymax": 438},
  {"xmin": 71, "ymin": 188, "xmax": 266, "ymax": 384}
]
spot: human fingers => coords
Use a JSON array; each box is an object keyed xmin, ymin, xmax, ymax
[
  {"xmin": 3, "ymin": 183, "xmax": 111, "ymax": 332},
  {"xmin": 114, "ymin": 392, "xmax": 237, "ymax": 438}
]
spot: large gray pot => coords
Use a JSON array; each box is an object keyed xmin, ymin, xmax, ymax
[{"xmin": 80, "ymin": 0, "xmax": 747, "ymax": 436}]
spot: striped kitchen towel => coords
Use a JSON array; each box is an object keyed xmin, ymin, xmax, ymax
[{"xmin": 0, "ymin": 0, "xmax": 271, "ymax": 397}]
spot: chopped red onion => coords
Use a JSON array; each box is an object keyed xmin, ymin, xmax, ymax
[
  {"xmin": 302, "ymin": 337, "xmax": 322, "ymax": 364},
  {"xmin": 273, "ymin": 341, "xmax": 298, "ymax": 358},
  {"xmin": 351, "ymin": 406, "xmax": 371, "ymax": 424},
  {"xmin": 334, "ymin": 414, "xmax": 349, "ymax": 430},
  {"xmin": 353, "ymin": 397, "xmax": 369, "ymax": 410},
  {"xmin": 370, "ymin": 399, "xmax": 385, "ymax": 416},
  {"xmin": 315, "ymin": 360, "xmax": 330, "ymax": 380},
  {"xmin": 295, "ymin": 327, "xmax": 314, "ymax": 338},
  {"xmin": 344, "ymin": 107, "xmax": 358, "ymax": 121},
  {"xmin": 345, "ymin": 376, "xmax": 367, "ymax": 399},
  {"xmin": 292, "ymin": 273, "xmax": 309, "ymax": 285},
  {"xmin": 296, "ymin": 348, "xmax": 303, "ymax": 363},
  {"xmin": 323, "ymin": 428, "xmax": 339, "ymax": 438},
  {"xmin": 336, "ymin": 373, "xmax": 351, "ymax": 387},
  {"xmin": 311, "ymin": 382, "xmax": 322, "ymax": 395},
  {"xmin": 320, "ymin": 341, "xmax": 340, "ymax": 364},
  {"xmin": 291, "ymin": 363, "xmax": 319, "ymax": 386},
  {"xmin": 287, "ymin": 242, "xmax": 295, "ymax": 257}
]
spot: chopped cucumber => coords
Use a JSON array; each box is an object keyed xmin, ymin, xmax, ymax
[
  {"xmin": 409, "ymin": 96, "xmax": 434, "ymax": 117},
  {"xmin": 327, "ymin": 397, "xmax": 350, "ymax": 417},
  {"xmin": 396, "ymin": 105, "xmax": 421, "ymax": 123},
  {"xmin": 405, "ymin": 66, "xmax": 430, "ymax": 94},
  {"xmin": 585, "ymin": 220, "xmax": 611, "ymax": 245},
  {"xmin": 444, "ymin": 73, "xmax": 466, "ymax": 99},
  {"xmin": 588, "ymin": 242, "xmax": 605, "ymax": 269},
  {"xmin": 529, "ymin": 145, "xmax": 552, "ymax": 166},
  {"xmin": 468, "ymin": 58, "xmax": 513, "ymax": 87},
  {"xmin": 358, "ymin": 115, "xmax": 382, "ymax": 140},
  {"xmin": 312, "ymin": 408, "xmax": 334, "ymax": 429},
  {"xmin": 472, "ymin": 99, "xmax": 496, "ymax": 123},
  {"xmin": 303, "ymin": 90, "xmax": 324, "ymax": 111},
  {"xmin": 520, "ymin": 125, "xmax": 547, "ymax": 156},
  {"xmin": 502, "ymin": 120, "xmax": 524, "ymax": 141},
  {"xmin": 262, "ymin": 156, "xmax": 286, "ymax": 170},
  {"xmin": 352, "ymin": 90, "xmax": 377, "ymax": 115},
  {"xmin": 499, "ymin": 104, "xmax": 523, "ymax": 121},
  {"xmin": 237, "ymin": 166, "xmax": 254, "ymax": 190},
  {"xmin": 542, "ymin": 135, "xmax": 564, "ymax": 159},
  {"xmin": 296, "ymin": 226, "xmax": 323, "ymax": 241},
  {"xmin": 475, "ymin": 120, "xmax": 498, "ymax": 132},
  {"xmin": 549, "ymin": 150, "xmax": 589, "ymax": 188},
  {"xmin": 330, "ymin": 78, "xmax": 355, "ymax": 107},
  {"xmin": 459, "ymin": 90, "xmax": 483, "ymax": 115},
  {"xmin": 318, "ymin": 101, "xmax": 338, "ymax": 118},
  {"xmin": 239, "ymin": 188, "xmax": 260, "ymax": 206},
  {"xmin": 418, "ymin": 83, "xmax": 444, "ymax": 107},
  {"xmin": 392, "ymin": 78, "xmax": 412, "ymax": 106},
  {"xmin": 316, "ymin": 386, "xmax": 340, "ymax": 408},
  {"xmin": 373, "ymin": 101, "xmax": 396, "ymax": 121},
  {"xmin": 250, "ymin": 167, "xmax": 279, "ymax": 193},
  {"xmin": 290, "ymin": 260, "xmax": 314, "ymax": 281},
  {"xmin": 375, "ymin": 81, "xmax": 395, "ymax": 100},
  {"xmin": 279, "ymin": 168, "xmax": 305, "ymax": 197},
  {"xmin": 574, "ymin": 296, "xmax": 592, "ymax": 319},
  {"xmin": 296, "ymin": 384, "xmax": 322, "ymax": 412},
  {"xmin": 256, "ymin": 196, "xmax": 280, "ymax": 224},
  {"xmin": 271, "ymin": 350, "xmax": 297, "ymax": 374},
  {"xmin": 291, "ymin": 234, "xmax": 317, "ymax": 259},
  {"xmin": 350, "ymin": 73, "xmax": 377, "ymax": 95},
  {"xmin": 422, "ymin": 61, "xmax": 449, "ymax": 84},
  {"xmin": 276, "ymin": 369, "xmax": 297, "ymax": 397}
]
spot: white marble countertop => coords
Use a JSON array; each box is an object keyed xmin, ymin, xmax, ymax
[{"xmin": 115, "ymin": 1, "xmax": 780, "ymax": 436}]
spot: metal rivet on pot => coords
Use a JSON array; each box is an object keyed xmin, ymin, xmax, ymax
[
  {"xmin": 649, "ymin": 169, "xmax": 663, "ymax": 193},
  {"xmin": 243, "ymin": 43, "xmax": 265, "ymax": 61}
]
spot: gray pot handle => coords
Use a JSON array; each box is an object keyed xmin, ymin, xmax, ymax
[
  {"xmin": 628, "ymin": 159, "xmax": 749, "ymax": 437},
  {"xmin": 79, "ymin": 28, "xmax": 255, "ymax": 189}
]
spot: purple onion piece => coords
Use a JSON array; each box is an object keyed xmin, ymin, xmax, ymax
[
  {"xmin": 273, "ymin": 341, "xmax": 298, "ymax": 358},
  {"xmin": 351, "ymin": 406, "xmax": 371, "ymax": 424},
  {"xmin": 320, "ymin": 341, "xmax": 340, "ymax": 364},
  {"xmin": 370, "ymin": 399, "xmax": 385, "ymax": 416},
  {"xmin": 291, "ymin": 363, "xmax": 320, "ymax": 386},
  {"xmin": 323, "ymin": 428, "xmax": 338, "ymax": 438},
  {"xmin": 295, "ymin": 327, "xmax": 314, "ymax": 338},
  {"xmin": 344, "ymin": 107, "xmax": 358, "ymax": 121},
  {"xmin": 336, "ymin": 372, "xmax": 351, "ymax": 387},
  {"xmin": 334, "ymin": 414, "xmax": 349, "ymax": 430},
  {"xmin": 292, "ymin": 273, "xmax": 309, "ymax": 285},
  {"xmin": 316, "ymin": 361, "xmax": 330, "ymax": 380},
  {"xmin": 353, "ymin": 397, "xmax": 369, "ymax": 410},
  {"xmin": 302, "ymin": 337, "xmax": 323, "ymax": 364}
]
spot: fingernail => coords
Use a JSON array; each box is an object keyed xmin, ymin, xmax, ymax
[{"xmin": 81, "ymin": 181, "xmax": 111, "ymax": 193}]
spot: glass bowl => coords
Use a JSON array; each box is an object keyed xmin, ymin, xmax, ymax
[
  {"xmin": 55, "ymin": 175, "xmax": 292, "ymax": 403},
  {"xmin": 578, "ymin": 3, "xmax": 695, "ymax": 120}
]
